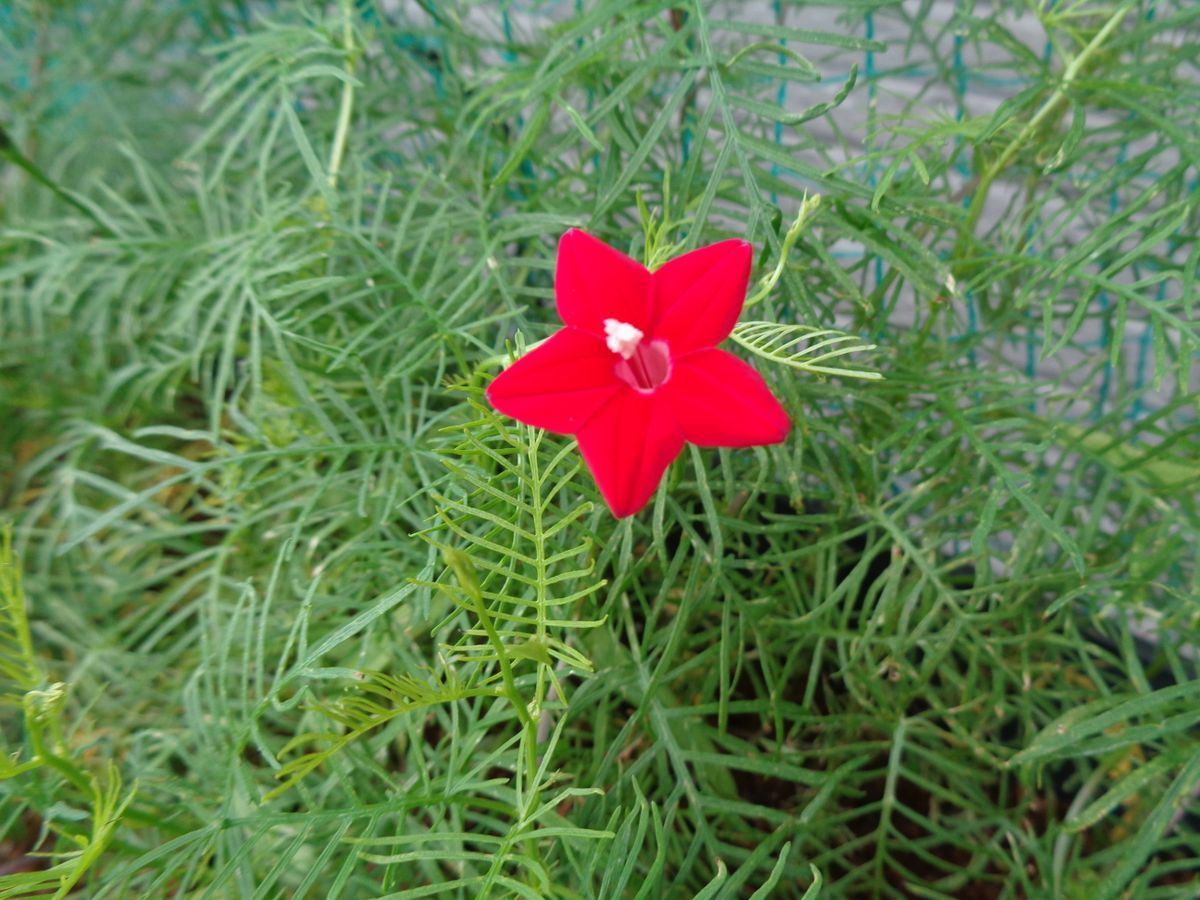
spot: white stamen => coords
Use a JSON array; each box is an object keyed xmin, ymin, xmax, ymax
[{"xmin": 603, "ymin": 318, "xmax": 644, "ymax": 359}]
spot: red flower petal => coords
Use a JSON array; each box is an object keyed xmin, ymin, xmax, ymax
[
  {"xmin": 661, "ymin": 349, "xmax": 790, "ymax": 447},
  {"xmin": 486, "ymin": 327, "xmax": 621, "ymax": 434},
  {"xmin": 575, "ymin": 391, "xmax": 684, "ymax": 518},
  {"xmin": 556, "ymin": 229, "xmax": 653, "ymax": 336},
  {"xmin": 651, "ymin": 240, "xmax": 752, "ymax": 353}
]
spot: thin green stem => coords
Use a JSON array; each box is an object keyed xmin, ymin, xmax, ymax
[
  {"xmin": 926, "ymin": 1, "xmax": 1135, "ymax": 351},
  {"xmin": 327, "ymin": 0, "xmax": 357, "ymax": 190},
  {"xmin": 0, "ymin": 125, "xmax": 115, "ymax": 236},
  {"xmin": 529, "ymin": 429, "xmax": 548, "ymax": 786},
  {"xmin": 744, "ymin": 192, "xmax": 821, "ymax": 308},
  {"xmin": 521, "ymin": 428, "xmax": 550, "ymax": 887},
  {"xmin": 466, "ymin": 582, "xmax": 532, "ymax": 733},
  {"xmin": 27, "ymin": 707, "xmax": 93, "ymax": 798},
  {"xmin": 954, "ymin": 2, "xmax": 1134, "ymax": 263},
  {"xmin": 1, "ymin": 527, "xmax": 39, "ymax": 690}
]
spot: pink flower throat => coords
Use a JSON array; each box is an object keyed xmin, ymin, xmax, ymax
[{"xmin": 604, "ymin": 318, "xmax": 670, "ymax": 391}]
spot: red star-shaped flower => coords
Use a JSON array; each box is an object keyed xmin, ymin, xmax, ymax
[{"xmin": 487, "ymin": 229, "xmax": 790, "ymax": 517}]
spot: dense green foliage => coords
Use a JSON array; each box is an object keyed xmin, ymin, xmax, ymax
[{"xmin": 1, "ymin": 0, "xmax": 1198, "ymax": 896}]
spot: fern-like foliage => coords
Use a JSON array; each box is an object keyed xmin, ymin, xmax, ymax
[
  {"xmin": 428, "ymin": 396, "xmax": 607, "ymax": 681},
  {"xmin": 0, "ymin": 766, "xmax": 133, "ymax": 900},
  {"xmin": 4, "ymin": 0, "xmax": 1198, "ymax": 895},
  {"xmin": 0, "ymin": 529, "xmax": 134, "ymax": 900},
  {"xmin": 732, "ymin": 321, "xmax": 883, "ymax": 381},
  {"xmin": 268, "ymin": 666, "xmax": 491, "ymax": 801},
  {"xmin": 270, "ymin": 393, "xmax": 610, "ymax": 891},
  {"xmin": 0, "ymin": 526, "xmax": 40, "ymax": 703}
]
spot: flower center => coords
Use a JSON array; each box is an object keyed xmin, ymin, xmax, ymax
[{"xmin": 604, "ymin": 318, "xmax": 670, "ymax": 392}]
